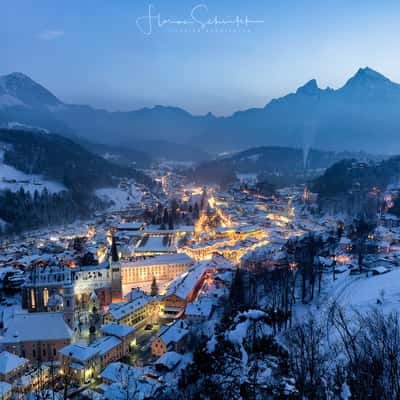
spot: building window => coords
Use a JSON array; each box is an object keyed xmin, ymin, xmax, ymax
[
  {"xmin": 43, "ymin": 288, "xmax": 49, "ymax": 307},
  {"xmin": 31, "ymin": 289, "xmax": 36, "ymax": 309}
]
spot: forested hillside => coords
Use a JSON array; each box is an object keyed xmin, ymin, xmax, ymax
[
  {"xmin": 0, "ymin": 129, "xmax": 152, "ymax": 191},
  {"xmin": 0, "ymin": 129, "xmax": 153, "ymax": 233},
  {"xmin": 189, "ymin": 146, "xmax": 380, "ymax": 187},
  {"xmin": 312, "ymin": 157, "xmax": 400, "ymax": 197}
]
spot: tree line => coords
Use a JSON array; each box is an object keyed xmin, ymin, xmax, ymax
[{"xmin": 0, "ymin": 187, "xmax": 105, "ymax": 234}]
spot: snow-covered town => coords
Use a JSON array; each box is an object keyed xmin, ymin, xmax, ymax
[
  {"xmin": 1, "ymin": 160, "xmax": 400, "ymax": 399},
  {"xmin": 4, "ymin": 3, "xmax": 400, "ymax": 398}
]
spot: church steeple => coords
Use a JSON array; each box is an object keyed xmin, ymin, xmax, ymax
[
  {"xmin": 111, "ymin": 236, "xmax": 119, "ymax": 262},
  {"xmin": 63, "ymin": 280, "xmax": 75, "ymax": 330},
  {"xmin": 110, "ymin": 236, "xmax": 122, "ymax": 302}
]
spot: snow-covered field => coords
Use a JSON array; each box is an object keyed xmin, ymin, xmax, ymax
[
  {"xmin": 330, "ymin": 269, "xmax": 400, "ymax": 314},
  {"xmin": 292, "ymin": 267, "xmax": 400, "ymax": 328},
  {"xmin": 95, "ymin": 186, "xmax": 142, "ymax": 211},
  {"xmin": 0, "ymin": 150, "xmax": 66, "ymax": 194}
]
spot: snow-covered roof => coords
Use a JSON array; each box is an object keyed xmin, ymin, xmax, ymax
[
  {"xmin": 136, "ymin": 235, "xmax": 176, "ymax": 252},
  {"xmin": 185, "ymin": 298, "xmax": 213, "ymax": 318},
  {"xmin": 90, "ymin": 336, "xmax": 122, "ymax": 356},
  {"xmin": 100, "ymin": 323, "xmax": 135, "ymax": 338},
  {"xmin": 108, "ymin": 296, "xmax": 151, "ymax": 321},
  {"xmin": 100, "ymin": 362, "xmax": 139, "ymax": 383},
  {"xmin": 155, "ymin": 351, "xmax": 182, "ymax": 370},
  {"xmin": 118, "ymin": 222, "xmax": 145, "ymax": 231},
  {"xmin": 370, "ymin": 266, "xmax": 390, "ymax": 274},
  {"xmin": 2, "ymin": 313, "xmax": 73, "ymax": 343},
  {"xmin": 60, "ymin": 336, "xmax": 122, "ymax": 362},
  {"xmin": 122, "ymin": 253, "xmax": 194, "ymax": 269},
  {"xmin": 124, "ymin": 288, "xmax": 147, "ymax": 302},
  {"xmin": 0, "ymin": 381, "xmax": 11, "ymax": 396},
  {"xmin": 0, "ymin": 351, "xmax": 29, "ymax": 374},
  {"xmin": 59, "ymin": 343, "xmax": 99, "ymax": 362},
  {"xmin": 158, "ymin": 321, "xmax": 189, "ymax": 346},
  {"xmin": 165, "ymin": 257, "xmax": 233, "ymax": 301}
]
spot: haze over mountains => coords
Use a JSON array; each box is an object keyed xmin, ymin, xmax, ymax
[{"xmin": 0, "ymin": 67, "xmax": 399, "ymax": 156}]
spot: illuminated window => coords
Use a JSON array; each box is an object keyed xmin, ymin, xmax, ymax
[
  {"xmin": 43, "ymin": 288, "xmax": 49, "ymax": 307},
  {"xmin": 31, "ymin": 289, "xmax": 36, "ymax": 309}
]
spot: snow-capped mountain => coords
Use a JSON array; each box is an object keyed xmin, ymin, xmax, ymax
[
  {"xmin": 1, "ymin": 67, "xmax": 400, "ymax": 154},
  {"xmin": 0, "ymin": 72, "xmax": 62, "ymax": 108}
]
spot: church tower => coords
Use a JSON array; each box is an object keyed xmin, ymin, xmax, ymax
[
  {"xmin": 110, "ymin": 236, "xmax": 122, "ymax": 302},
  {"xmin": 63, "ymin": 279, "xmax": 75, "ymax": 329}
]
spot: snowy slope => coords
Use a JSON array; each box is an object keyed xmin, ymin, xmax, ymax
[
  {"xmin": 0, "ymin": 94, "xmax": 24, "ymax": 108},
  {"xmin": 0, "ymin": 150, "xmax": 66, "ymax": 194},
  {"xmin": 291, "ymin": 267, "xmax": 400, "ymax": 330},
  {"xmin": 7, "ymin": 122, "xmax": 49, "ymax": 133},
  {"xmin": 334, "ymin": 269, "xmax": 400, "ymax": 314},
  {"xmin": 95, "ymin": 185, "xmax": 142, "ymax": 211}
]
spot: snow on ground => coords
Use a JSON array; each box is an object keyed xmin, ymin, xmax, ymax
[
  {"xmin": 335, "ymin": 269, "xmax": 400, "ymax": 314},
  {"xmin": 226, "ymin": 318, "xmax": 250, "ymax": 372},
  {"xmin": 292, "ymin": 267, "xmax": 400, "ymax": 332},
  {"xmin": 7, "ymin": 122, "xmax": 49, "ymax": 133},
  {"xmin": 225, "ymin": 310, "xmax": 273, "ymax": 374},
  {"xmin": 0, "ymin": 150, "xmax": 66, "ymax": 194},
  {"xmin": 95, "ymin": 186, "xmax": 142, "ymax": 211},
  {"xmin": 0, "ymin": 95, "xmax": 24, "ymax": 108}
]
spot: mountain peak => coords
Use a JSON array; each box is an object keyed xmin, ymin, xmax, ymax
[
  {"xmin": 296, "ymin": 79, "xmax": 320, "ymax": 95},
  {"xmin": 3, "ymin": 72, "xmax": 32, "ymax": 81},
  {"xmin": 343, "ymin": 67, "xmax": 393, "ymax": 89},
  {"xmin": 355, "ymin": 66, "xmax": 387, "ymax": 79},
  {"xmin": 0, "ymin": 72, "xmax": 62, "ymax": 108}
]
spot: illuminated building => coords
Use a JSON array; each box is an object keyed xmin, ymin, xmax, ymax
[
  {"xmin": 162, "ymin": 257, "xmax": 233, "ymax": 318},
  {"xmin": 182, "ymin": 225, "xmax": 269, "ymax": 262},
  {"xmin": 0, "ymin": 352, "xmax": 29, "ymax": 383},
  {"xmin": 22, "ymin": 264, "xmax": 113, "ymax": 314},
  {"xmin": 151, "ymin": 320, "xmax": 190, "ymax": 357},
  {"xmin": 59, "ymin": 324, "xmax": 134, "ymax": 384},
  {"xmin": 1, "ymin": 313, "xmax": 73, "ymax": 363},
  {"xmin": 104, "ymin": 295, "xmax": 159, "ymax": 329},
  {"xmin": 120, "ymin": 253, "xmax": 194, "ymax": 293}
]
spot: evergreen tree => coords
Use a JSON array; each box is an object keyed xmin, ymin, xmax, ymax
[
  {"xmin": 151, "ymin": 276, "xmax": 159, "ymax": 296},
  {"xmin": 193, "ymin": 203, "xmax": 200, "ymax": 219},
  {"xmin": 168, "ymin": 216, "xmax": 174, "ymax": 230},
  {"xmin": 163, "ymin": 208, "xmax": 169, "ymax": 224}
]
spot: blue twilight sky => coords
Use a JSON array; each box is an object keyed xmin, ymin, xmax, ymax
[{"xmin": 1, "ymin": 0, "xmax": 400, "ymax": 115}]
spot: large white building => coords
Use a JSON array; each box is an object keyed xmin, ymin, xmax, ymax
[{"xmin": 121, "ymin": 253, "xmax": 194, "ymax": 294}]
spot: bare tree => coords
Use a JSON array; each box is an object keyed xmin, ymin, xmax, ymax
[
  {"xmin": 286, "ymin": 316, "xmax": 329, "ymax": 400},
  {"xmin": 332, "ymin": 307, "xmax": 400, "ymax": 400},
  {"xmin": 350, "ymin": 215, "xmax": 376, "ymax": 273}
]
